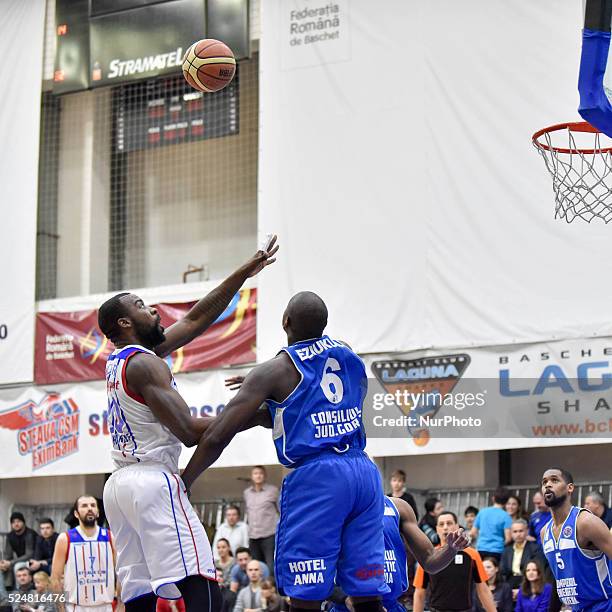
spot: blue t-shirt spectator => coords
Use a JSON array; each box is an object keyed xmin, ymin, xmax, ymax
[
  {"xmin": 515, "ymin": 582, "xmax": 552, "ymax": 612},
  {"xmin": 230, "ymin": 560, "xmax": 270, "ymax": 589},
  {"xmin": 474, "ymin": 506, "xmax": 512, "ymax": 554},
  {"xmin": 528, "ymin": 510, "xmax": 551, "ymax": 545}
]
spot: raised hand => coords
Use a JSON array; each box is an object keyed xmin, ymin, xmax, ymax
[
  {"xmin": 246, "ymin": 234, "xmax": 279, "ymax": 277},
  {"xmin": 447, "ymin": 527, "xmax": 471, "ymax": 551}
]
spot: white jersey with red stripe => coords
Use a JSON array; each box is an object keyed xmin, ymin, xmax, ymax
[
  {"xmin": 105, "ymin": 344, "xmax": 182, "ymax": 472},
  {"xmin": 64, "ymin": 526, "xmax": 115, "ymax": 606}
]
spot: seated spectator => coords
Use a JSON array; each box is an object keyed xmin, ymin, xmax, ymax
[
  {"xmin": 501, "ymin": 519, "xmax": 542, "ymax": 592},
  {"xmin": 528, "ymin": 493, "xmax": 551, "ymax": 545},
  {"xmin": 506, "ymin": 495, "xmax": 528, "ymax": 522},
  {"xmin": 515, "ymin": 561, "xmax": 552, "ymax": 612},
  {"xmin": 29, "ymin": 519, "xmax": 57, "ymax": 576},
  {"xmin": 419, "ymin": 498, "xmax": 443, "ymax": 546},
  {"xmin": 234, "ymin": 560, "xmax": 263, "ymax": 612},
  {"xmin": 464, "ymin": 506, "xmax": 479, "ymax": 547},
  {"xmin": 215, "ymin": 538, "xmax": 236, "ymax": 587},
  {"xmin": 218, "ymin": 569, "xmax": 237, "ymax": 612},
  {"xmin": 477, "ymin": 557, "xmax": 513, "ymax": 612},
  {"xmin": 156, "ymin": 597, "xmax": 186, "ymax": 612},
  {"xmin": 11, "ymin": 567, "xmax": 35, "ymax": 612},
  {"xmin": 21, "ymin": 572, "xmax": 57, "ymax": 612},
  {"xmin": 472, "ymin": 488, "xmax": 512, "ymax": 561},
  {"xmin": 584, "ymin": 492, "xmax": 612, "ymax": 529},
  {"xmin": 1, "ymin": 513, "xmax": 38, "ymax": 591},
  {"xmin": 213, "ymin": 506, "xmax": 250, "ymax": 559},
  {"xmin": 230, "ymin": 547, "xmax": 270, "ymax": 593},
  {"xmin": 260, "ymin": 579, "xmax": 288, "ymax": 612}
]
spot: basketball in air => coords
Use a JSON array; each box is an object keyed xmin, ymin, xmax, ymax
[{"xmin": 182, "ymin": 39, "xmax": 236, "ymax": 93}]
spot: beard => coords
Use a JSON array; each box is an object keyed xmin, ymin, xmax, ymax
[
  {"xmin": 544, "ymin": 492, "xmax": 567, "ymax": 508},
  {"xmin": 81, "ymin": 514, "xmax": 97, "ymax": 528},
  {"xmin": 134, "ymin": 319, "xmax": 166, "ymax": 348}
]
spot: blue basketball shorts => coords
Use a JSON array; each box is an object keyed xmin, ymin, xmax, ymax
[{"xmin": 274, "ymin": 449, "xmax": 389, "ymax": 601}]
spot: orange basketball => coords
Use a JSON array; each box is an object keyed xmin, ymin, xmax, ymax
[{"xmin": 182, "ymin": 39, "xmax": 236, "ymax": 93}]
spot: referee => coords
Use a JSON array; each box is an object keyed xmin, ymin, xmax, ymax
[{"xmin": 413, "ymin": 511, "xmax": 496, "ymax": 612}]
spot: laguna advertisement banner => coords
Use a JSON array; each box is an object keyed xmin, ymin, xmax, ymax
[{"xmin": 35, "ymin": 288, "xmax": 256, "ymax": 385}]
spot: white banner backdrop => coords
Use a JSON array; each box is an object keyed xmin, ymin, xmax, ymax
[
  {"xmin": 257, "ymin": 0, "xmax": 612, "ymax": 361},
  {"xmin": 0, "ymin": 0, "xmax": 46, "ymax": 384},
  {"xmin": 2, "ymin": 337, "xmax": 611, "ymax": 478}
]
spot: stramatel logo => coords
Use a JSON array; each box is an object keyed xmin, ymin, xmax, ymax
[
  {"xmin": 107, "ymin": 48, "xmax": 183, "ymax": 79},
  {"xmin": 371, "ymin": 354, "xmax": 471, "ymax": 445},
  {"xmin": 0, "ymin": 393, "xmax": 79, "ymax": 470}
]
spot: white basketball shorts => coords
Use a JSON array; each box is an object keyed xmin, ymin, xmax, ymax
[{"xmin": 103, "ymin": 462, "xmax": 215, "ymax": 602}]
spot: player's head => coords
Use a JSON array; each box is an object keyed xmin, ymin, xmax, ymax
[
  {"xmin": 98, "ymin": 293, "xmax": 165, "ymax": 349},
  {"xmin": 73, "ymin": 495, "xmax": 99, "ymax": 528},
  {"xmin": 436, "ymin": 510, "xmax": 458, "ymax": 545},
  {"xmin": 541, "ymin": 468, "xmax": 574, "ymax": 509},
  {"xmin": 282, "ymin": 291, "xmax": 328, "ymax": 343}
]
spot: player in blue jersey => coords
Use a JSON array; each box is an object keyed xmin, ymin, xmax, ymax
[
  {"xmin": 330, "ymin": 496, "xmax": 470, "ymax": 612},
  {"xmin": 180, "ymin": 291, "xmax": 468, "ymax": 612},
  {"xmin": 540, "ymin": 468, "xmax": 612, "ymax": 612}
]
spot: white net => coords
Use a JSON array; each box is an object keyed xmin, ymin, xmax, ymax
[{"xmin": 533, "ymin": 122, "xmax": 612, "ymax": 223}]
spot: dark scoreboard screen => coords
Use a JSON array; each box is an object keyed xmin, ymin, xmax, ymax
[{"xmin": 114, "ymin": 70, "xmax": 239, "ymax": 153}]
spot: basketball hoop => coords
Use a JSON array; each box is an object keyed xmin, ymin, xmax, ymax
[{"xmin": 532, "ymin": 121, "xmax": 612, "ymax": 223}]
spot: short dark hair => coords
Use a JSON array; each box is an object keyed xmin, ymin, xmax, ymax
[
  {"xmin": 548, "ymin": 468, "xmax": 574, "ymax": 485},
  {"xmin": 424, "ymin": 497, "xmax": 440, "ymax": 513},
  {"xmin": 464, "ymin": 506, "xmax": 479, "ymax": 516},
  {"xmin": 15, "ymin": 567, "xmax": 30, "ymax": 575},
  {"xmin": 226, "ymin": 504, "xmax": 241, "ymax": 516},
  {"xmin": 391, "ymin": 469, "xmax": 406, "ymax": 482},
  {"xmin": 39, "ymin": 517, "xmax": 54, "ymax": 528},
  {"xmin": 98, "ymin": 293, "xmax": 130, "ymax": 343},
  {"xmin": 73, "ymin": 495, "xmax": 98, "ymax": 515},
  {"xmin": 437, "ymin": 510, "xmax": 458, "ymax": 525},
  {"xmin": 252, "ymin": 465, "xmax": 266, "ymax": 475},
  {"xmin": 235, "ymin": 547, "xmax": 251, "ymax": 557},
  {"xmin": 493, "ymin": 487, "xmax": 510, "ymax": 505}
]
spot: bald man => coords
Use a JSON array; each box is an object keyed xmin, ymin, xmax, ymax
[{"xmin": 181, "ymin": 292, "xmax": 388, "ymax": 612}]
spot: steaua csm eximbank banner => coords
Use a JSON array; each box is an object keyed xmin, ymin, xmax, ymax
[{"xmin": 34, "ymin": 288, "xmax": 257, "ymax": 385}]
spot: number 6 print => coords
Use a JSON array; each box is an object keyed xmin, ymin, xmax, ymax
[{"xmin": 320, "ymin": 357, "xmax": 344, "ymax": 404}]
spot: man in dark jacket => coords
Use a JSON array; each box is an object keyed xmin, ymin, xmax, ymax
[
  {"xmin": 29, "ymin": 518, "xmax": 58, "ymax": 575},
  {"xmin": 500, "ymin": 519, "xmax": 542, "ymax": 590},
  {"xmin": 0, "ymin": 512, "xmax": 38, "ymax": 589}
]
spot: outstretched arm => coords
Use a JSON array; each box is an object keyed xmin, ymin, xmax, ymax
[
  {"xmin": 392, "ymin": 497, "xmax": 470, "ymax": 574},
  {"xmin": 154, "ymin": 236, "xmax": 278, "ymax": 358},
  {"xmin": 181, "ymin": 360, "xmax": 279, "ymax": 488}
]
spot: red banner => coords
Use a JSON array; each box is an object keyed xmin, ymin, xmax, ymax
[{"xmin": 35, "ymin": 288, "xmax": 257, "ymax": 385}]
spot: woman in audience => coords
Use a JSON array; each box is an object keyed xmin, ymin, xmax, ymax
[
  {"xmin": 506, "ymin": 495, "xmax": 528, "ymax": 521},
  {"xmin": 480, "ymin": 556, "xmax": 513, "ymax": 612},
  {"xmin": 215, "ymin": 538, "xmax": 236, "ymax": 587},
  {"xmin": 260, "ymin": 579, "xmax": 288, "ymax": 612},
  {"xmin": 20, "ymin": 572, "xmax": 57, "ymax": 612},
  {"xmin": 515, "ymin": 560, "xmax": 552, "ymax": 612}
]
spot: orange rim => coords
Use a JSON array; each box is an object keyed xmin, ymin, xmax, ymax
[{"xmin": 532, "ymin": 121, "xmax": 612, "ymax": 155}]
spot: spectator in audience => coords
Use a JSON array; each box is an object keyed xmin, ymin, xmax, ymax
[
  {"xmin": 11, "ymin": 567, "xmax": 35, "ymax": 611},
  {"xmin": 471, "ymin": 488, "xmax": 512, "ymax": 561},
  {"xmin": 413, "ymin": 511, "xmax": 496, "ymax": 612},
  {"xmin": 262, "ymin": 579, "xmax": 289, "ymax": 612},
  {"xmin": 1, "ymin": 513, "xmax": 38, "ymax": 590},
  {"xmin": 230, "ymin": 547, "xmax": 270, "ymax": 593},
  {"xmin": 217, "ymin": 569, "xmax": 237, "ymax": 612},
  {"xmin": 584, "ymin": 491, "xmax": 612, "ymax": 529},
  {"xmin": 515, "ymin": 560, "xmax": 552, "ymax": 612},
  {"xmin": 500, "ymin": 519, "xmax": 542, "ymax": 593},
  {"xmin": 21, "ymin": 571, "xmax": 57, "ymax": 612},
  {"xmin": 465, "ymin": 506, "xmax": 480, "ymax": 548},
  {"xmin": 419, "ymin": 498, "xmax": 444, "ymax": 546},
  {"xmin": 505, "ymin": 495, "xmax": 527, "ymax": 522},
  {"xmin": 387, "ymin": 469, "xmax": 419, "ymax": 519},
  {"xmin": 387, "ymin": 468, "xmax": 419, "ymax": 607},
  {"xmin": 29, "ymin": 519, "xmax": 57, "ymax": 576},
  {"xmin": 215, "ymin": 538, "xmax": 236, "ymax": 587},
  {"xmin": 243, "ymin": 466, "xmax": 279, "ymax": 574},
  {"xmin": 213, "ymin": 506, "xmax": 250, "ymax": 559},
  {"xmin": 528, "ymin": 493, "xmax": 551, "ymax": 545},
  {"xmin": 234, "ymin": 560, "xmax": 263, "ymax": 612},
  {"xmin": 477, "ymin": 557, "xmax": 513, "ymax": 612}
]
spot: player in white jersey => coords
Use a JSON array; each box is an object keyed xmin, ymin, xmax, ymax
[
  {"xmin": 51, "ymin": 495, "xmax": 119, "ymax": 612},
  {"xmin": 98, "ymin": 239, "xmax": 278, "ymax": 612}
]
